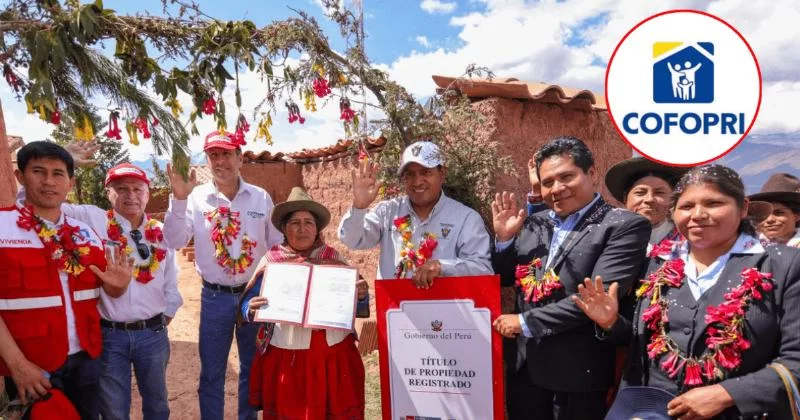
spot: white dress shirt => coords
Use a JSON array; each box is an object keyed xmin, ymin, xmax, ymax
[
  {"xmin": 338, "ymin": 193, "xmax": 492, "ymax": 279},
  {"xmin": 162, "ymin": 178, "xmax": 284, "ymax": 286},
  {"xmin": 59, "ymin": 203, "xmax": 183, "ymax": 322}
]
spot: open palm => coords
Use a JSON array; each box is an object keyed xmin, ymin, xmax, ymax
[
  {"xmin": 491, "ymin": 191, "xmax": 525, "ymax": 242},
  {"xmin": 571, "ymin": 276, "xmax": 619, "ymax": 329},
  {"xmin": 352, "ymin": 160, "xmax": 380, "ymax": 209}
]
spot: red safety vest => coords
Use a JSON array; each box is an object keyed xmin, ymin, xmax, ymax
[{"xmin": 0, "ymin": 207, "xmax": 106, "ymax": 375}]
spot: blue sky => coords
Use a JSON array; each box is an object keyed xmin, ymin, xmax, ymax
[{"xmin": 2, "ymin": 0, "xmax": 798, "ymax": 170}]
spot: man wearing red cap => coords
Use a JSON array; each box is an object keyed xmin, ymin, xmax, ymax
[
  {"xmin": 18, "ymin": 151, "xmax": 184, "ymax": 419},
  {"xmin": 1, "ymin": 141, "xmax": 132, "ymax": 419},
  {"xmin": 164, "ymin": 131, "xmax": 283, "ymax": 420},
  {"xmin": 61, "ymin": 162, "xmax": 182, "ymax": 420}
]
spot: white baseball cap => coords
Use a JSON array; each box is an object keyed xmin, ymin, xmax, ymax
[{"xmin": 397, "ymin": 141, "xmax": 444, "ymax": 176}]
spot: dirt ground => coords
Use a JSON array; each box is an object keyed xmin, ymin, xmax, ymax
[
  {"xmin": 128, "ymin": 253, "xmax": 244, "ymax": 419},
  {"xmin": 126, "ymin": 253, "xmax": 383, "ymax": 420}
]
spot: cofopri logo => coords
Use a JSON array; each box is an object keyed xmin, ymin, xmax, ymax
[{"xmin": 605, "ymin": 10, "xmax": 761, "ymax": 166}]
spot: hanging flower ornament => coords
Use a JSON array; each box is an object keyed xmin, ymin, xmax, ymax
[
  {"xmin": 135, "ymin": 116, "xmax": 151, "ymax": 139},
  {"xmin": 256, "ymin": 113, "xmax": 273, "ymax": 144},
  {"xmin": 202, "ymin": 96, "xmax": 217, "ymax": 115},
  {"xmin": 286, "ymin": 99, "xmax": 305, "ymax": 124},
  {"xmin": 393, "ymin": 215, "xmax": 439, "ymax": 278},
  {"xmin": 17, "ymin": 205, "xmax": 91, "ymax": 276},
  {"xmin": 357, "ymin": 140, "xmax": 369, "ymax": 162},
  {"xmin": 515, "ymin": 258, "xmax": 563, "ymax": 303},
  {"xmin": 339, "ymin": 97, "xmax": 356, "ymax": 122},
  {"xmin": 206, "ymin": 207, "xmax": 257, "ymax": 275},
  {"xmin": 165, "ymin": 98, "xmax": 183, "ymax": 118},
  {"xmin": 105, "ymin": 111, "xmax": 122, "ymax": 140},
  {"xmin": 636, "ymin": 256, "xmax": 773, "ymax": 387},
  {"xmin": 2, "ymin": 64, "xmax": 24, "ymax": 93},
  {"xmin": 73, "ymin": 114, "xmax": 95, "ymax": 141},
  {"xmin": 312, "ymin": 77, "xmax": 331, "ymax": 98},
  {"xmin": 106, "ymin": 210, "xmax": 167, "ymax": 284},
  {"xmin": 50, "ymin": 110, "xmax": 61, "ymax": 125},
  {"xmin": 304, "ymin": 89, "xmax": 317, "ymax": 112},
  {"xmin": 232, "ymin": 114, "xmax": 250, "ymax": 145}
]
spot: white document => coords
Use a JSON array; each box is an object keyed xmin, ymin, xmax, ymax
[
  {"xmin": 255, "ymin": 263, "xmax": 312, "ymax": 324},
  {"xmin": 305, "ymin": 265, "xmax": 358, "ymax": 330}
]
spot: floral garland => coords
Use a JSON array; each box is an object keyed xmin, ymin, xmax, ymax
[
  {"xmin": 515, "ymin": 258, "xmax": 563, "ymax": 303},
  {"xmin": 206, "ymin": 207, "xmax": 256, "ymax": 274},
  {"xmin": 636, "ymin": 258, "xmax": 773, "ymax": 386},
  {"xmin": 393, "ymin": 215, "xmax": 438, "ymax": 278},
  {"xmin": 17, "ymin": 205, "xmax": 91, "ymax": 275},
  {"xmin": 106, "ymin": 210, "xmax": 167, "ymax": 284}
]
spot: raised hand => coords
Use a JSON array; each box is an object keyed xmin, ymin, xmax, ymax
[
  {"xmin": 90, "ymin": 246, "xmax": 133, "ymax": 298},
  {"xmin": 64, "ymin": 140, "xmax": 101, "ymax": 167},
  {"xmin": 527, "ymin": 157, "xmax": 541, "ymax": 196},
  {"xmin": 352, "ymin": 159, "xmax": 380, "ymax": 209},
  {"xmin": 491, "ymin": 191, "xmax": 526, "ymax": 242},
  {"xmin": 570, "ymin": 276, "xmax": 619, "ymax": 330},
  {"xmin": 166, "ymin": 163, "xmax": 198, "ymax": 200}
]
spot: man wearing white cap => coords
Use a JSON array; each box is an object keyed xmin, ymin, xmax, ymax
[
  {"xmin": 339, "ymin": 140, "xmax": 492, "ymax": 285},
  {"xmin": 164, "ymin": 131, "xmax": 282, "ymax": 420},
  {"xmin": 24, "ymin": 159, "xmax": 183, "ymax": 420}
]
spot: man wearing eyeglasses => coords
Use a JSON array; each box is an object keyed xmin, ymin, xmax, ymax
[{"xmin": 20, "ymin": 155, "xmax": 183, "ymax": 420}]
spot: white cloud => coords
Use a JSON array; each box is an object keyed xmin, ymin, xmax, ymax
[
  {"xmin": 415, "ymin": 36, "xmax": 431, "ymax": 48},
  {"xmin": 420, "ymin": 0, "xmax": 457, "ymax": 15}
]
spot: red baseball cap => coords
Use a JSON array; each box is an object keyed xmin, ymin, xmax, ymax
[
  {"xmin": 203, "ymin": 130, "xmax": 242, "ymax": 151},
  {"xmin": 104, "ymin": 163, "xmax": 150, "ymax": 187}
]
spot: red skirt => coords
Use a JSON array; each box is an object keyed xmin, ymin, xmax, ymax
[{"xmin": 249, "ymin": 330, "xmax": 365, "ymax": 420}]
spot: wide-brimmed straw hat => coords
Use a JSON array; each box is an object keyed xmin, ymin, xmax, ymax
[
  {"xmin": 605, "ymin": 157, "xmax": 690, "ymax": 203},
  {"xmin": 271, "ymin": 187, "xmax": 331, "ymax": 232},
  {"xmin": 748, "ymin": 173, "xmax": 800, "ymax": 205}
]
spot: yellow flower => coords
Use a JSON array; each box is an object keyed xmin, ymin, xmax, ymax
[
  {"xmin": 312, "ymin": 63, "xmax": 325, "ymax": 77},
  {"xmin": 338, "ymin": 73, "xmax": 348, "ymax": 84},
  {"xmin": 165, "ymin": 98, "xmax": 183, "ymax": 118},
  {"xmin": 25, "ymin": 97, "xmax": 34, "ymax": 114}
]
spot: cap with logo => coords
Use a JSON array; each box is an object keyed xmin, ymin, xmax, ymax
[
  {"xmin": 203, "ymin": 130, "xmax": 244, "ymax": 152},
  {"xmin": 104, "ymin": 163, "xmax": 150, "ymax": 187},
  {"xmin": 397, "ymin": 141, "xmax": 444, "ymax": 176}
]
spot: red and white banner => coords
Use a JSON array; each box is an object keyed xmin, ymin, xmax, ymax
[{"xmin": 376, "ymin": 275, "xmax": 504, "ymax": 420}]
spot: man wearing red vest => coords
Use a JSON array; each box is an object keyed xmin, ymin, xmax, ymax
[{"xmin": 0, "ymin": 141, "xmax": 132, "ymax": 418}]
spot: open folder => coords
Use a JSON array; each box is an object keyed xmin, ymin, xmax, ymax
[{"xmin": 253, "ymin": 262, "xmax": 358, "ymax": 331}]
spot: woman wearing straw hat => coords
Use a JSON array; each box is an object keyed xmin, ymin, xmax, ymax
[
  {"xmin": 239, "ymin": 187, "xmax": 368, "ymax": 419},
  {"xmin": 749, "ymin": 173, "xmax": 800, "ymax": 247},
  {"xmin": 605, "ymin": 157, "xmax": 689, "ymax": 257}
]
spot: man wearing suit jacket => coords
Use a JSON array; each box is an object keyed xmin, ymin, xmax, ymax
[{"xmin": 491, "ymin": 137, "xmax": 651, "ymax": 420}]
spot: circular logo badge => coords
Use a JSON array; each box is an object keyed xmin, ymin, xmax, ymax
[{"xmin": 605, "ymin": 10, "xmax": 762, "ymax": 166}]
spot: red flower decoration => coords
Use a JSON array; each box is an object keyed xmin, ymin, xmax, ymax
[
  {"xmin": 641, "ymin": 255, "xmax": 773, "ymax": 388},
  {"xmin": 202, "ymin": 97, "xmax": 217, "ymax": 115}
]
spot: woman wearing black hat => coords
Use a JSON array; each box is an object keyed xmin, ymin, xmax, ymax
[
  {"xmin": 574, "ymin": 165, "xmax": 800, "ymax": 419},
  {"xmin": 605, "ymin": 157, "xmax": 688, "ymax": 257},
  {"xmin": 239, "ymin": 187, "xmax": 369, "ymax": 419},
  {"xmin": 749, "ymin": 173, "xmax": 800, "ymax": 247}
]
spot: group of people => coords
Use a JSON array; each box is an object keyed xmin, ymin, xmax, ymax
[{"xmin": 0, "ymin": 130, "xmax": 798, "ymax": 420}]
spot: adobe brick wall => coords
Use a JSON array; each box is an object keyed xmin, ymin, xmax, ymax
[
  {"xmin": 474, "ymin": 97, "xmax": 632, "ymax": 205},
  {"xmin": 0, "ymin": 103, "xmax": 17, "ymax": 207}
]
